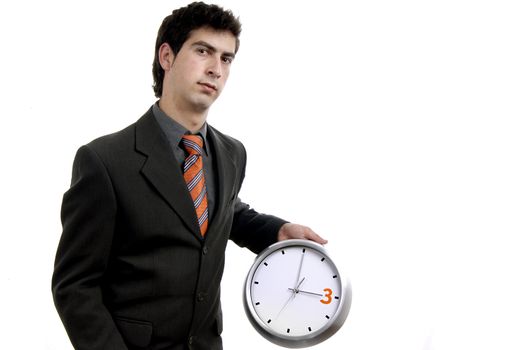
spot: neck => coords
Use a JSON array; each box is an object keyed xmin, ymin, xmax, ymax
[{"xmin": 158, "ymin": 98, "xmax": 208, "ymax": 133}]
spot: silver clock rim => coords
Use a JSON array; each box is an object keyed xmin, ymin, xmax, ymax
[{"xmin": 243, "ymin": 239, "xmax": 352, "ymax": 348}]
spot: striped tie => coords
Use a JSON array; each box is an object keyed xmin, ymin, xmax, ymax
[{"xmin": 181, "ymin": 134, "xmax": 209, "ymax": 236}]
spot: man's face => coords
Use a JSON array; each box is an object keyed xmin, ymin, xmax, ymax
[{"xmin": 163, "ymin": 27, "xmax": 237, "ymax": 113}]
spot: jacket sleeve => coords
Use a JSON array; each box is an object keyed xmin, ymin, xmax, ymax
[
  {"xmin": 52, "ymin": 145, "xmax": 128, "ymax": 350},
  {"xmin": 230, "ymin": 199, "xmax": 288, "ymax": 254},
  {"xmin": 228, "ymin": 143, "xmax": 288, "ymax": 254}
]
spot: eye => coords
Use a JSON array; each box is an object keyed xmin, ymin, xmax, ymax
[
  {"xmin": 196, "ymin": 47, "xmax": 209, "ymax": 55},
  {"xmin": 222, "ymin": 56, "xmax": 234, "ymax": 64}
]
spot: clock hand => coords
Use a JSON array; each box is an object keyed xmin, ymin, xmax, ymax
[
  {"xmin": 275, "ymin": 287, "xmax": 297, "ymax": 320},
  {"xmin": 295, "ymin": 289, "xmax": 323, "ymax": 297},
  {"xmin": 294, "ymin": 249, "xmax": 306, "ymax": 288},
  {"xmin": 287, "ymin": 288, "xmax": 323, "ymax": 297},
  {"xmin": 296, "ymin": 277, "xmax": 305, "ymax": 290},
  {"xmin": 277, "ymin": 277, "xmax": 305, "ymax": 321}
]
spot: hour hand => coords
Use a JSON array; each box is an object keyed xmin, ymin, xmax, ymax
[
  {"xmin": 297, "ymin": 289, "xmax": 323, "ymax": 297},
  {"xmin": 287, "ymin": 288, "xmax": 323, "ymax": 297},
  {"xmin": 286, "ymin": 277, "xmax": 305, "ymax": 295}
]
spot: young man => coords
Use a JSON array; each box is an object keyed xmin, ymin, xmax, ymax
[{"xmin": 52, "ymin": 2, "xmax": 326, "ymax": 349}]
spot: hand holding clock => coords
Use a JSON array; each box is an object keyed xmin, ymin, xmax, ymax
[{"xmin": 277, "ymin": 223, "xmax": 328, "ymax": 245}]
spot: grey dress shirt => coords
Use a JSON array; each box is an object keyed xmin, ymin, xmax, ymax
[{"xmin": 152, "ymin": 103, "xmax": 217, "ymax": 221}]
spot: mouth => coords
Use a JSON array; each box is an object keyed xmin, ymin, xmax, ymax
[{"xmin": 198, "ymin": 82, "xmax": 218, "ymax": 92}]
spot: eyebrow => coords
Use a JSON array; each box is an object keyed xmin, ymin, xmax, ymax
[{"xmin": 192, "ymin": 40, "xmax": 236, "ymax": 60}]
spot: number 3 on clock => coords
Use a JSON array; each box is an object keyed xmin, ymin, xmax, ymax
[{"xmin": 321, "ymin": 288, "xmax": 333, "ymax": 304}]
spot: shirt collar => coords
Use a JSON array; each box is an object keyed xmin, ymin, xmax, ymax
[{"xmin": 152, "ymin": 102, "xmax": 209, "ymax": 155}]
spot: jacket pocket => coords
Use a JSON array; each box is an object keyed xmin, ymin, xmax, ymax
[{"xmin": 114, "ymin": 316, "xmax": 153, "ymax": 348}]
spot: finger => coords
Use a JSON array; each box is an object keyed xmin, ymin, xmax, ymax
[{"xmin": 304, "ymin": 228, "xmax": 328, "ymax": 245}]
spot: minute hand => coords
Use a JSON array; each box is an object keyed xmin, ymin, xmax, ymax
[{"xmin": 294, "ymin": 249, "xmax": 306, "ymax": 288}]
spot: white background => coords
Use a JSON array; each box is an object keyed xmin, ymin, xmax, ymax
[{"xmin": 1, "ymin": 0, "xmax": 522, "ymax": 349}]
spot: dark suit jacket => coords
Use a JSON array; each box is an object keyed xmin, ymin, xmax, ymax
[{"xmin": 52, "ymin": 108, "xmax": 286, "ymax": 350}]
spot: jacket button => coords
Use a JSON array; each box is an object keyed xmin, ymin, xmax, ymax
[
  {"xmin": 197, "ymin": 293, "xmax": 205, "ymax": 302},
  {"xmin": 202, "ymin": 246, "xmax": 209, "ymax": 255},
  {"xmin": 188, "ymin": 336, "xmax": 194, "ymax": 345}
]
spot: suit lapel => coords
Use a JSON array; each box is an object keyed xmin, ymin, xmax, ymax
[
  {"xmin": 135, "ymin": 109, "xmax": 201, "ymax": 237},
  {"xmin": 205, "ymin": 126, "xmax": 237, "ymax": 242}
]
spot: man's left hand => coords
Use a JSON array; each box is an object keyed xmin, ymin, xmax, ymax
[{"xmin": 277, "ymin": 223, "xmax": 328, "ymax": 245}]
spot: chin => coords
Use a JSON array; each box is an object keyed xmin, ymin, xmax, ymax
[
  {"xmin": 194, "ymin": 96, "xmax": 218, "ymax": 111},
  {"xmin": 192, "ymin": 100, "xmax": 214, "ymax": 113}
]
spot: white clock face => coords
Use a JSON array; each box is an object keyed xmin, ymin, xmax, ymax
[{"xmin": 246, "ymin": 241, "xmax": 345, "ymax": 341}]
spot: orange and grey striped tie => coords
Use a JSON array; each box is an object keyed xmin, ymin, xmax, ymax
[{"xmin": 181, "ymin": 134, "xmax": 209, "ymax": 236}]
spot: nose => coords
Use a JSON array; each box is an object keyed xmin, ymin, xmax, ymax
[{"xmin": 206, "ymin": 57, "xmax": 222, "ymax": 79}]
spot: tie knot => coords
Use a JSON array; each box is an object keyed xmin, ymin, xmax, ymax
[{"xmin": 182, "ymin": 134, "xmax": 204, "ymax": 156}]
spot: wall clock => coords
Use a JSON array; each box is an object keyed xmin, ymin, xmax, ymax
[{"xmin": 243, "ymin": 239, "xmax": 351, "ymax": 348}]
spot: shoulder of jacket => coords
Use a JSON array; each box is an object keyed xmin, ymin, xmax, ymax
[
  {"xmin": 85, "ymin": 124, "xmax": 133, "ymax": 155},
  {"xmin": 208, "ymin": 124, "xmax": 245, "ymax": 151},
  {"xmin": 86, "ymin": 108, "xmax": 153, "ymax": 152}
]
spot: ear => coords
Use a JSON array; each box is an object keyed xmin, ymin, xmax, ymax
[{"xmin": 158, "ymin": 43, "xmax": 175, "ymax": 71}]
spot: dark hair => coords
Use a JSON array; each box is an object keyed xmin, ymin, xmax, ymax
[{"xmin": 152, "ymin": 2, "xmax": 242, "ymax": 98}]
